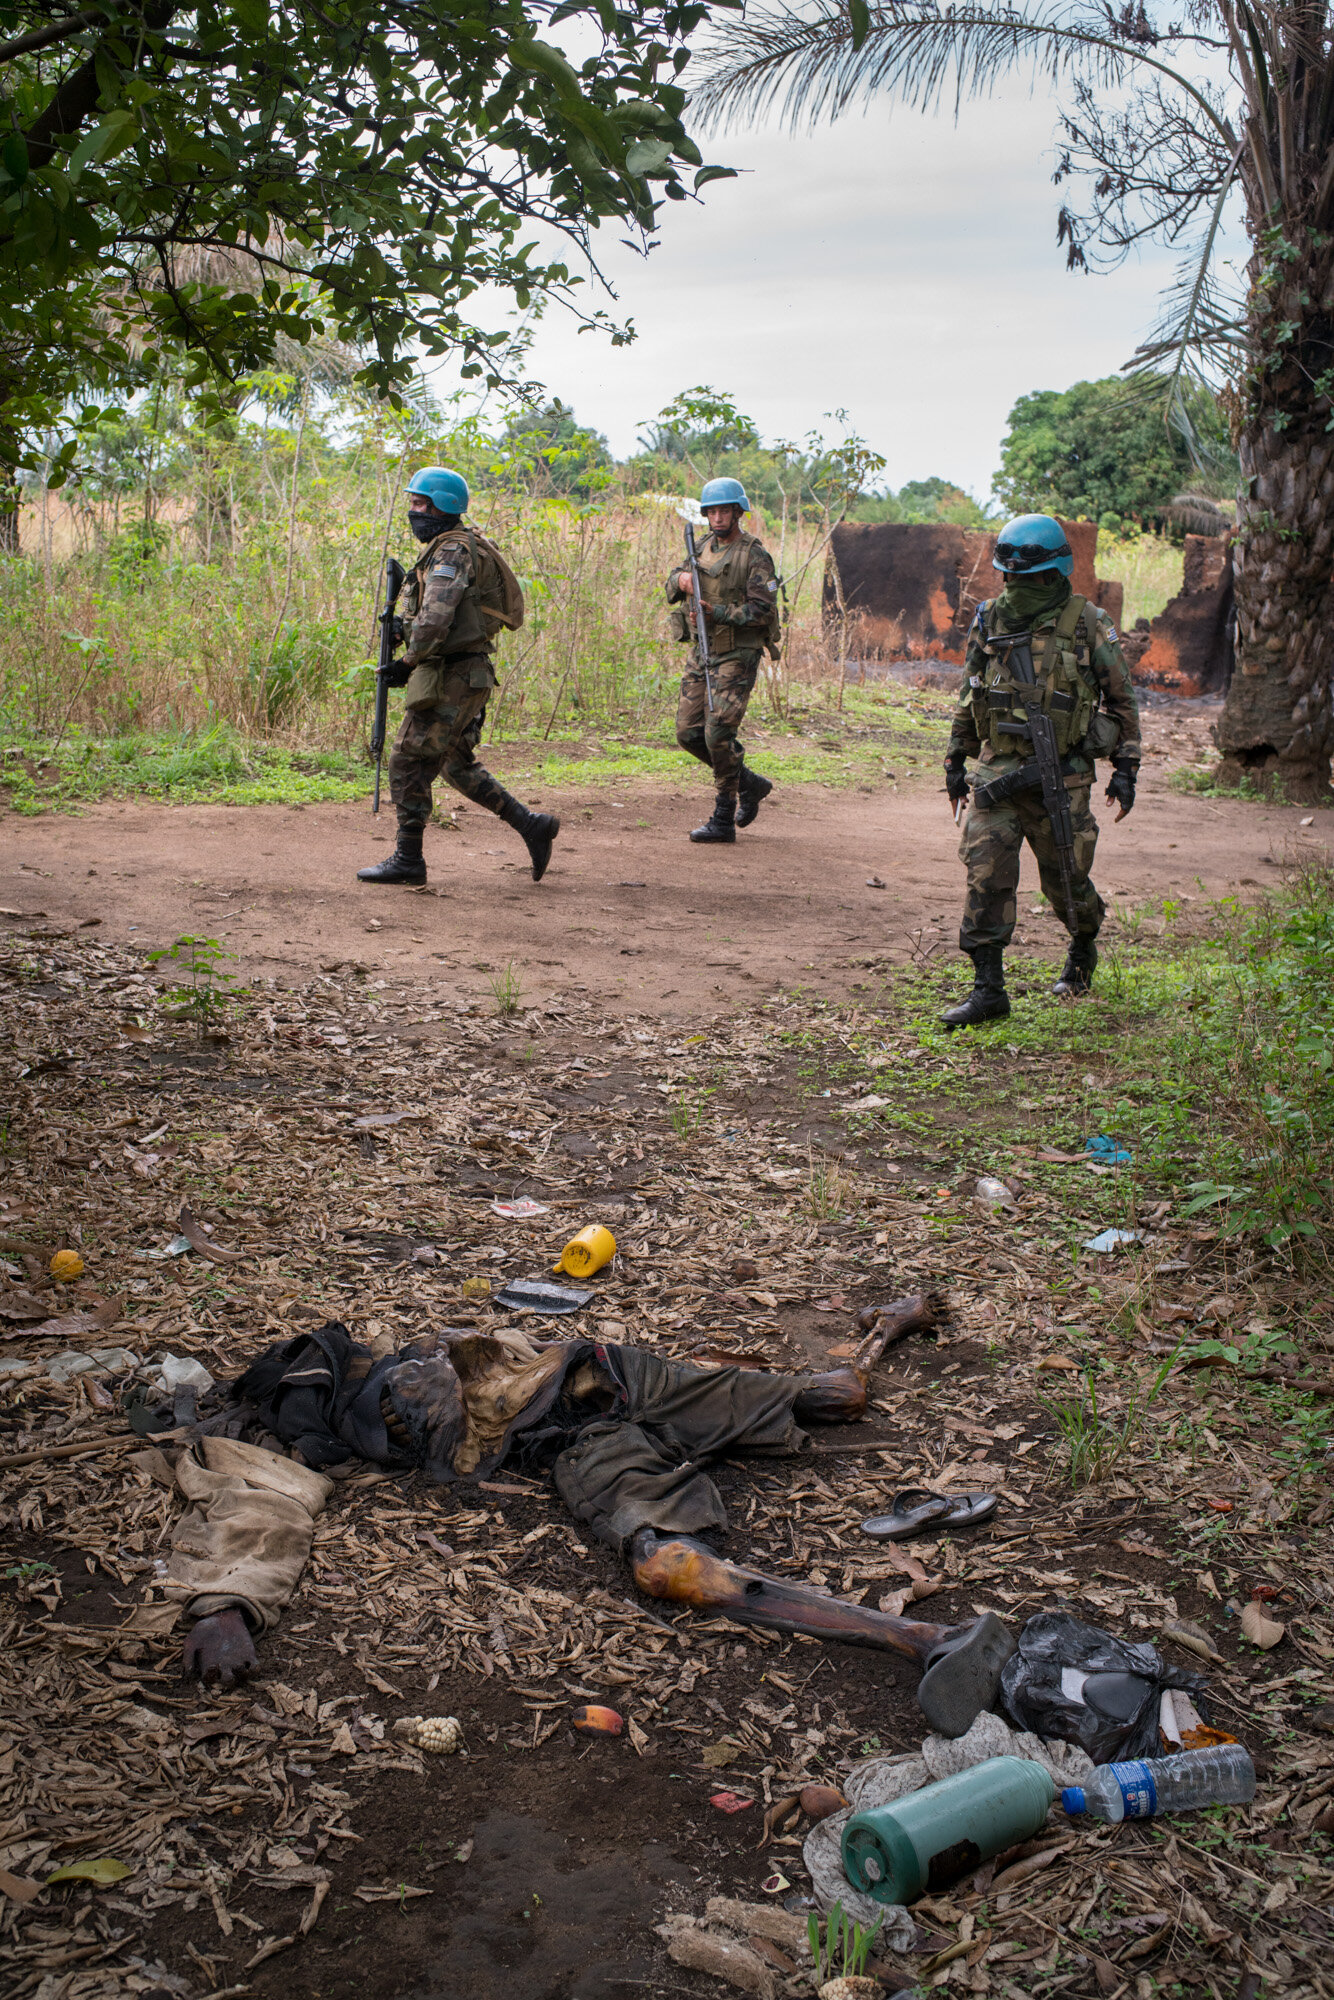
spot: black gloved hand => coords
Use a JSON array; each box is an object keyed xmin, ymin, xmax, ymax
[
  {"xmin": 391, "ymin": 614, "xmax": 406, "ymax": 647},
  {"xmin": 1106, "ymin": 758, "xmax": 1137, "ymax": 819},
  {"xmin": 382, "ymin": 655, "xmax": 413, "ymax": 689},
  {"xmin": 944, "ymin": 753, "xmax": 970, "ymax": 807}
]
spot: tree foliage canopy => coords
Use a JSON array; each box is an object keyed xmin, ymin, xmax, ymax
[
  {"xmin": 993, "ymin": 374, "xmax": 1230, "ymax": 526},
  {"xmin": 0, "ymin": 0, "xmax": 733, "ymax": 469}
]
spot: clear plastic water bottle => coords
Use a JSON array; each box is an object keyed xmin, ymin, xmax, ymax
[{"xmin": 1062, "ymin": 1744, "xmax": 1255, "ymax": 1823}]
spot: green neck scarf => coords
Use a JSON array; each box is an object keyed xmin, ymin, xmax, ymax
[{"xmin": 995, "ymin": 573, "xmax": 1072, "ymax": 630}]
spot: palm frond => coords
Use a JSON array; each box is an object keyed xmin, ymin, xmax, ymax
[
  {"xmin": 1123, "ymin": 138, "xmax": 1244, "ymax": 468},
  {"xmin": 690, "ymin": 0, "xmax": 1144, "ymax": 131}
]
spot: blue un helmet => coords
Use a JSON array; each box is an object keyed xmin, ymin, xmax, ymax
[
  {"xmin": 699, "ymin": 476, "xmax": 750, "ymax": 512},
  {"xmin": 993, "ymin": 513, "xmax": 1072, "ymax": 576},
  {"xmin": 408, "ymin": 466, "xmax": 470, "ymax": 515}
]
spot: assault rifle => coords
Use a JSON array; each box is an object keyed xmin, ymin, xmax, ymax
[
  {"xmin": 683, "ymin": 522, "xmax": 715, "ymax": 715},
  {"xmin": 982, "ymin": 629, "xmax": 1078, "ymax": 930},
  {"xmin": 370, "ymin": 556, "xmax": 406, "ymax": 817}
]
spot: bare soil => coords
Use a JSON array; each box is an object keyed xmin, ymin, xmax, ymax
[
  {"xmin": 3, "ymin": 706, "xmax": 1328, "ymax": 1014},
  {"xmin": 2, "ymin": 703, "xmax": 1331, "ymax": 2000}
]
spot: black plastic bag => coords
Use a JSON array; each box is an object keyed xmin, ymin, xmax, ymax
[{"xmin": 999, "ymin": 1611, "xmax": 1209, "ymax": 1762}]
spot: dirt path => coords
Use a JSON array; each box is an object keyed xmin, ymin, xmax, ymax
[{"xmin": 3, "ymin": 708, "xmax": 1328, "ymax": 1014}]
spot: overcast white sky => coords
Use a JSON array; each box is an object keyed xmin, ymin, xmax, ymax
[{"xmin": 442, "ymin": 79, "xmax": 1244, "ymax": 505}]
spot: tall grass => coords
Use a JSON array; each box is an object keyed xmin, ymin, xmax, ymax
[
  {"xmin": 1097, "ymin": 528, "xmax": 1185, "ymax": 628},
  {"xmin": 0, "ymin": 402, "xmax": 844, "ymax": 756}
]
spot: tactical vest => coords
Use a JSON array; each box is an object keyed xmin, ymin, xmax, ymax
[
  {"xmin": 689, "ymin": 531, "xmax": 782, "ymax": 657},
  {"xmin": 970, "ymin": 594, "xmax": 1104, "ymax": 758},
  {"xmin": 401, "ymin": 526, "xmax": 525, "ymax": 660}
]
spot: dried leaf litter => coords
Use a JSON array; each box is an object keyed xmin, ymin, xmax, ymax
[{"xmin": 1, "ymin": 914, "xmax": 1332, "ymax": 1997}]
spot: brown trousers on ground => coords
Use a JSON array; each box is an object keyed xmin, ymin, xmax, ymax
[{"xmin": 164, "ymin": 1436, "xmax": 332, "ymax": 1634}]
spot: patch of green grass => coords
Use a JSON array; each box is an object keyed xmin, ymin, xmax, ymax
[
  {"xmin": 1, "ymin": 727, "xmax": 366, "ymax": 813},
  {"xmin": 1170, "ymin": 766, "xmax": 1273, "ymax": 802}
]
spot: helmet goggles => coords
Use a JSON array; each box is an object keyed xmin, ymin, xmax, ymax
[{"xmin": 995, "ymin": 535, "xmax": 1072, "ymax": 573}]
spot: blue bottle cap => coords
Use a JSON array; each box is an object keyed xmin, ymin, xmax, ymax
[{"xmin": 1061, "ymin": 1787, "xmax": 1087, "ymax": 1815}]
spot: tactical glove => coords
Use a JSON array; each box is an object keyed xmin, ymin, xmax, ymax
[
  {"xmin": 1105, "ymin": 758, "xmax": 1137, "ymax": 818},
  {"xmin": 391, "ymin": 615, "xmax": 406, "ymax": 647},
  {"xmin": 381, "ymin": 656, "xmax": 413, "ymax": 689},
  {"xmin": 944, "ymin": 753, "xmax": 970, "ymax": 807}
]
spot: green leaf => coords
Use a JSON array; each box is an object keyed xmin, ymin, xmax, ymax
[
  {"xmin": 694, "ymin": 165, "xmax": 738, "ymax": 190},
  {"xmin": 1, "ymin": 134, "xmax": 28, "ymax": 189},
  {"xmin": 68, "ymin": 108, "xmax": 138, "ymax": 177},
  {"xmin": 848, "ymin": 0, "xmax": 871, "ymax": 51},
  {"xmin": 625, "ymin": 138, "xmax": 672, "ymax": 174},
  {"xmin": 46, "ymin": 1857, "xmax": 134, "ymax": 1887}
]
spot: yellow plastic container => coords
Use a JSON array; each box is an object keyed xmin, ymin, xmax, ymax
[{"xmin": 553, "ymin": 1224, "xmax": 616, "ymax": 1278}]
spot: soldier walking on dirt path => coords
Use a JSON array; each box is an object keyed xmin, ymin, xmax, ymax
[
  {"xmin": 357, "ymin": 467, "xmax": 560, "ymax": 887},
  {"xmin": 939, "ymin": 512, "xmax": 1141, "ymax": 1030},
  {"xmin": 667, "ymin": 478, "xmax": 781, "ymax": 844}
]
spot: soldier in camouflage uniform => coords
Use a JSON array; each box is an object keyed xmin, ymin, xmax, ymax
[
  {"xmin": 940, "ymin": 513, "xmax": 1141, "ymax": 1030},
  {"xmin": 666, "ymin": 477, "xmax": 781, "ymax": 844},
  {"xmin": 357, "ymin": 466, "xmax": 559, "ymax": 887}
]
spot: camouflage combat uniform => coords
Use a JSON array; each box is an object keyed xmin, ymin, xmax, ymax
[
  {"xmin": 948, "ymin": 584, "xmax": 1141, "ymax": 951},
  {"xmin": 389, "ymin": 526, "xmax": 512, "ymax": 829},
  {"xmin": 666, "ymin": 531, "xmax": 780, "ymax": 803}
]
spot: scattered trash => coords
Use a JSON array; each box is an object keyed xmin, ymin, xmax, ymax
[
  {"xmin": 1062, "ymin": 1743, "xmax": 1255, "ymax": 1822},
  {"xmin": 141, "ymin": 1235, "xmax": 192, "ymax": 1261},
  {"xmin": 44, "ymin": 1856, "xmax": 134, "ymax": 1887},
  {"xmin": 865, "ymin": 876, "xmax": 886, "ymax": 889},
  {"xmin": 461, "ymin": 1275, "xmax": 492, "ymax": 1300},
  {"xmin": 45, "ymin": 1346, "xmax": 138, "ymax": 1385},
  {"xmin": 1084, "ymin": 1134, "xmax": 1134, "ymax": 1165},
  {"xmin": 351, "ymin": 1109, "xmax": 419, "ymax": 1129},
  {"xmin": 48, "ymin": 1249, "xmax": 84, "ymax": 1282},
  {"xmin": 553, "ymin": 1224, "xmax": 616, "ymax": 1278},
  {"xmin": 571, "ymin": 1705, "xmax": 623, "ymax": 1736},
  {"xmin": 1159, "ymin": 1687, "xmax": 1235, "ymax": 1751},
  {"xmin": 710, "ymin": 1791, "xmax": 754, "ymax": 1814},
  {"xmin": 491, "ymin": 1198, "xmax": 549, "ymax": 1219},
  {"xmin": 394, "ymin": 1715, "xmax": 463, "ymax": 1755},
  {"xmin": 494, "ymin": 1278, "xmax": 593, "ymax": 1314},
  {"xmin": 843, "ymin": 1754, "xmax": 1055, "ymax": 1904},
  {"xmin": 155, "ymin": 1354, "xmax": 214, "ymax": 1398},
  {"xmin": 974, "ymin": 1175, "xmax": 1017, "ymax": 1210},
  {"xmin": 1000, "ymin": 1612, "xmax": 1208, "ymax": 1762},
  {"xmin": 861, "ymin": 1486, "xmax": 998, "ymax": 1542},
  {"xmin": 761, "ymin": 1872, "xmax": 789, "ymax": 1895},
  {"xmin": 1082, "ymin": 1227, "xmax": 1143, "ymax": 1253},
  {"xmin": 1240, "ymin": 1598, "xmax": 1285, "ymax": 1649}
]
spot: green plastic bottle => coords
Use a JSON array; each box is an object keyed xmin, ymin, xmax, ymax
[{"xmin": 842, "ymin": 1756, "xmax": 1056, "ymax": 1905}]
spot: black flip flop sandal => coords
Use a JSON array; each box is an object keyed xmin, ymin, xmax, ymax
[{"xmin": 860, "ymin": 1486, "xmax": 999, "ymax": 1541}]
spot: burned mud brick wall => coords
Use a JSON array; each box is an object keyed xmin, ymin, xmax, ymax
[
  {"xmin": 1119, "ymin": 535, "xmax": 1234, "ymax": 697},
  {"xmin": 823, "ymin": 520, "xmax": 1124, "ymax": 667}
]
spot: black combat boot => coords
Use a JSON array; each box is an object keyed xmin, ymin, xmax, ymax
[
  {"xmin": 357, "ymin": 823, "xmax": 426, "ymax": 885},
  {"xmin": 689, "ymin": 796, "xmax": 737, "ymax": 844},
  {"xmin": 735, "ymin": 767, "xmax": 773, "ymax": 830},
  {"xmin": 941, "ymin": 945, "xmax": 1010, "ymax": 1031},
  {"xmin": 498, "ymin": 794, "xmax": 561, "ymax": 882},
  {"xmin": 1053, "ymin": 935, "xmax": 1098, "ymax": 998}
]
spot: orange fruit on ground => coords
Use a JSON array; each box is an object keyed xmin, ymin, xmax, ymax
[{"xmin": 49, "ymin": 1249, "xmax": 85, "ymax": 1282}]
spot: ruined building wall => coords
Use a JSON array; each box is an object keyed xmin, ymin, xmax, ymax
[
  {"xmin": 822, "ymin": 519, "xmax": 1124, "ymax": 667},
  {"xmin": 1119, "ymin": 535, "xmax": 1234, "ymax": 697}
]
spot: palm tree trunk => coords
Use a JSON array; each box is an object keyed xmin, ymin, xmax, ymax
[
  {"xmin": 1217, "ymin": 421, "xmax": 1334, "ymax": 798},
  {"xmin": 1217, "ymin": 232, "xmax": 1334, "ymax": 801}
]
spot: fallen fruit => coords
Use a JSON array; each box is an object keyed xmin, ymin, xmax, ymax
[
  {"xmin": 49, "ymin": 1250, "xmax": 84, "ymax": 1282},
  {"xmin": 571, "ymin": 1704, "xmax": 623, "ymax": 1736},
  {"xmin": 799, "ymin": 1784, "xmax": 848, "ymax": 1822},
  {"xmin": 709, "ymin": 1791, "xmax": 753, "ymax": 1814}
]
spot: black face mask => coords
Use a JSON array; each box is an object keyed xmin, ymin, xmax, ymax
[{"xmin": 409, "ymin": 507, "xmax": 453, "ymax": 544}]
